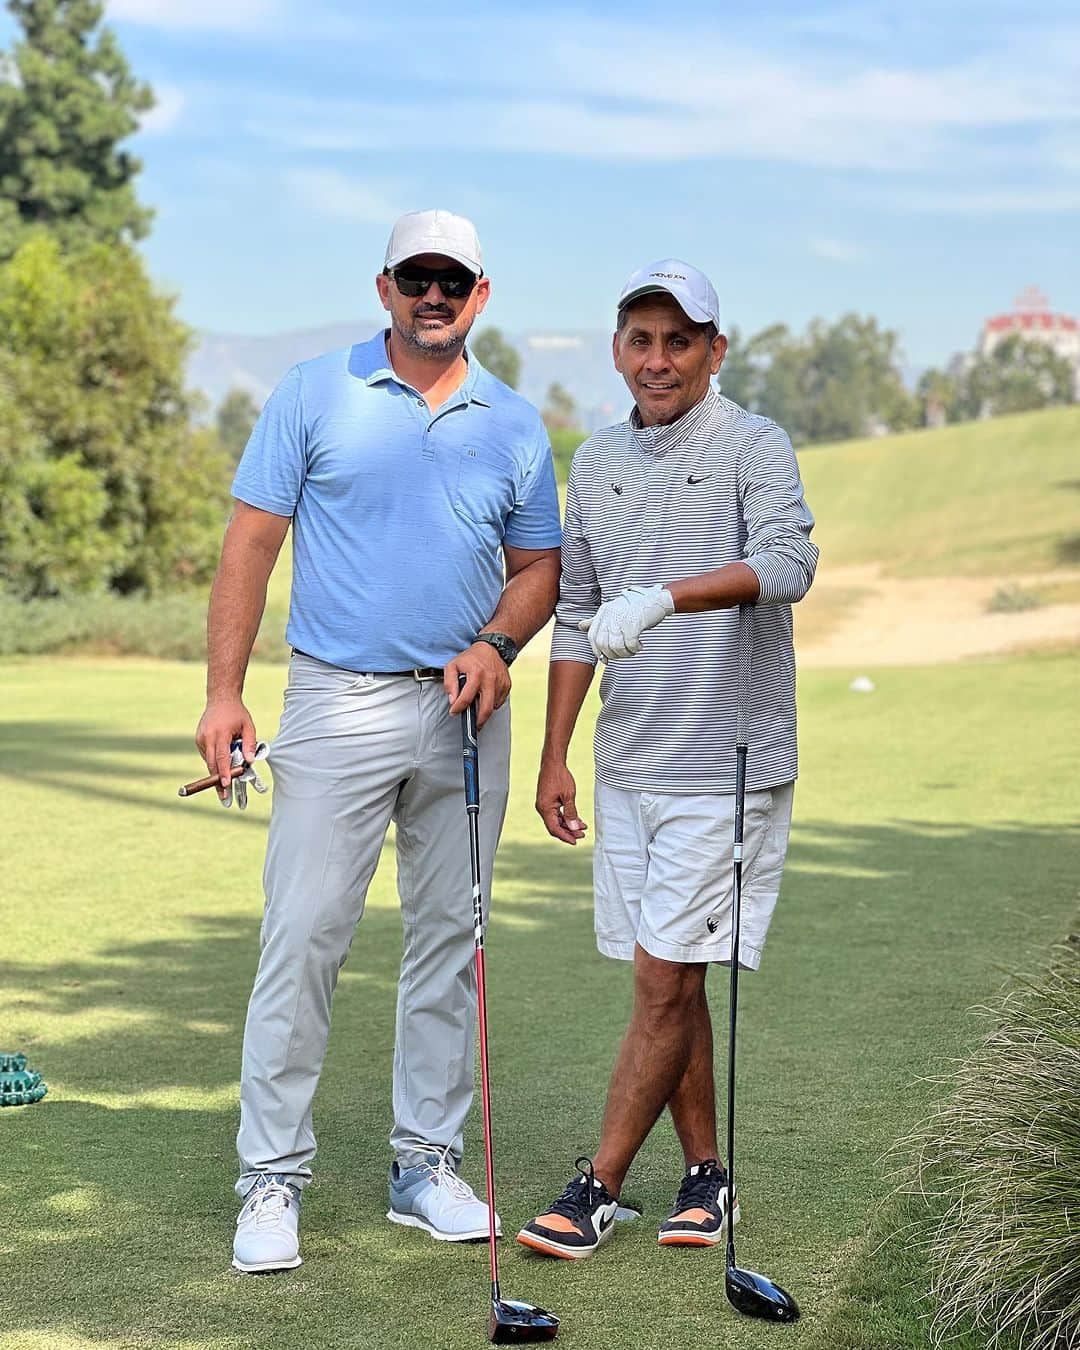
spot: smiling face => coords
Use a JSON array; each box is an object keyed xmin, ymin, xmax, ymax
[
  {"xmin": 376, "ymin": 252, "xmax": 490, "ymax": 358},
  {"xmin": 613, "ymin": 295, "xmax": 727, "ymax": 426}
]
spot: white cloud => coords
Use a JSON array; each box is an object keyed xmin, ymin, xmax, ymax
[
  {"xmin": 285, "ymin": 169, "xmax": 400, "ymax": 223},
  {"xmin": 899, "ymin": 188, "xmax": 1080, "ymax": 213},
  {"xmin": 810, "ymin": 238, "xmax": 865, "ymax": 263},
  {"xmin": 139, "ymin": 83, "xmax": 185, "ymax": 135},
  {"xmin": 233, "ymin": 14, "xmax": 1080, "ymax": 176},
  {"xmin": 107, "ymin": 0, "xmax": 278, "ymax": 33}
]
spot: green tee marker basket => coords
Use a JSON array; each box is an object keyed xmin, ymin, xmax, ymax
[{"xmin": 0, "ymin": 1053, "xmax": 47, "ymax": 1107}]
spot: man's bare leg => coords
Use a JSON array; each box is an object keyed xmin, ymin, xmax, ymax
[
  {"xmin": 591, "ymin": 945, "xmax": 709, "ymax": 1196},
  {"xmin": 667, "ymin": 981, "xmax": 720, "ymax": 1166}
]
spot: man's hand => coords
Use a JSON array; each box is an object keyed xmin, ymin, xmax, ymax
[
  {"xmin": 579, "ymin": 584, "xmax": 675, "ymax": 660},
  {"xmin": 196, "ymin": 698, "xmax": 257, "ymax": 804},
  {"xmin": 536, "ymin": 756, "xmax": 588, "ymax": 845},
  {"xmin": 445, "ymin": 641, "xmax": 511, "ymax": 728}
]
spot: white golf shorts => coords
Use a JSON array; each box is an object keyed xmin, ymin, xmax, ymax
[{"xmin": 592, "ymin": 780, "xmax": 795, "ymax": 969}]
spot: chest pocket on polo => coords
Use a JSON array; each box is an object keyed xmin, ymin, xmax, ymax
[{"xmin": 454, "ymin": 443, "xmax": 518, "ymax": 526}]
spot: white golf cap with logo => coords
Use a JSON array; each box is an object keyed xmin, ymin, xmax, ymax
[
  {"xmin": 618, "ymin": 258, "xmax": 722, "ymax": 329},
  {"xmin": 384, "ymin": 209, "xmax": 484, "ymax": 276}
]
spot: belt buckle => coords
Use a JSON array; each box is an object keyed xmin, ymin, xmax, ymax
[{"xmin": 412, "ymin": 668, "xmax": 437, "ymax": 682}]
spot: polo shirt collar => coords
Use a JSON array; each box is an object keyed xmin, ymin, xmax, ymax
[{"xmin": 352, "ymin": 330, "xmax": 492, "ymax": 408}]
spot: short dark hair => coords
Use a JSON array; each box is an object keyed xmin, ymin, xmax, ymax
[{"xmin": 616, "ymin": 303, "xmax": 717, "ymax": 346}]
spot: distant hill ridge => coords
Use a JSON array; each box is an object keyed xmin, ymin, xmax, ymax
[{"xmin": 189, "ymin": 323, "xmax": 632, "ymax": 427}]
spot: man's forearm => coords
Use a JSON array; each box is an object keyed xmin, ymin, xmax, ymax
[
  {"xmin": 542, "ymin": 659, "xmax": 596, "ymax": 762},
  {"xmin": 664, "ymin": 560, "xmax": 760, "ymax": 613},
  {"xmin": 481, "ymin": 553, "xmax": 560, "ymax": 649},
  {"xmin": 206, "ymin": 533, "xmax": 280, "ymax": 700}
]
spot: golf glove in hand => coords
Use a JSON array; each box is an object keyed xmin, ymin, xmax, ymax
[
  {"xmin": 579, "ymin": 584, "xmax": 675, "ymax": 660},
  {"xmin": 223, "ymin": 739, "xmax": 270, "ymax": 810}
]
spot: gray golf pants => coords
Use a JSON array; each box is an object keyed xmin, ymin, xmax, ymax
[{"xmin": 236, "ymin": 654, "xmax": 510, "ymax": 1193}]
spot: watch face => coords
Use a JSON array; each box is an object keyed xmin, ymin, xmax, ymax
[{"xmin": 481, "ymin": 633, "xmax": 517, "ymax": 665}]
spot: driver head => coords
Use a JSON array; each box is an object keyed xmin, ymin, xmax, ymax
[
  {"xmin": 489, "ymin": 1298, "xmax": 560, "ymax": 1343},
  {"xmin": 725, "ymin": 1266, "xmax": 800, "ymax": 1323}
]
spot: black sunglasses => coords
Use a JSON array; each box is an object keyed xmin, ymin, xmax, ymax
[{"xmin": 388, "ymin": 264, "xmax": 478, "ymax": 300}]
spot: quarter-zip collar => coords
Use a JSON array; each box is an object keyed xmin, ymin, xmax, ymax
[{"xmin": 629, "ymin": 388, "xmax": 720, "ymax": 456}]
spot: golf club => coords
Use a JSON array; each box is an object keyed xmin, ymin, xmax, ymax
[
  {"xmin": 722, "ymin": 604, "xmax": 800, "ymax": 1323},
  {"xmin": 460, "ymin": 678, "xmax": 559, "ymax": 1344}
]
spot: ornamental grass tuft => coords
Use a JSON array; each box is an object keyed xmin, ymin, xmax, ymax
[{"xmin": 910, "ymin": 935, "xmax": 1080, "ymax": 1349}]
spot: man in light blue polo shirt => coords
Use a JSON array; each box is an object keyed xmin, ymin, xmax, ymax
[{"xmin": 194, "ymin": 209, "xmax": 562, "ymax": 1273}]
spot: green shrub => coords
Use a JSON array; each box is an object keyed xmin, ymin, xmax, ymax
[
  {"xmin": 987, "ymin": 584, "xmax": 1042, "ymax": 614},
  {"xmin": 0, "ymin": 593, "xmax": 289, "ymax": 662},
  {"xmin": 548, "ymin": 426, "xmax": 588, "ymax": 480},
  {"xmin": 911, "ymin": 936, "xmax": 1080, "ymax": 1349}
]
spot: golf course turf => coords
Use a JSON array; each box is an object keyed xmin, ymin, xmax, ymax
[{"xmin": 2, "ymin": 647, "xmax": 1077, "ymax": 1349}]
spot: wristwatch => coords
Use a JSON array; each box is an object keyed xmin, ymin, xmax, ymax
[{"xmin": 474, "ymin": 631, "xmax": 519, "ymax": 667}]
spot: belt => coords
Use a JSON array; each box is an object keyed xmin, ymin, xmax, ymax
[
  {"xmin": 292, "ymin": 649, "xmax": 443, "ymax": 681},
  {"xmin": 389, "ymin": 667, "xmax": 444, "ymax": 681}
]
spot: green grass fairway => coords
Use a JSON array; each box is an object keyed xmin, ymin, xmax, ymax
[
  {"xmin": 2, "ymin": 651, "xmax": 1078, "ymax": 1349},
  {"xmin": 797, "ymin": 405, "xmax": 1080, "ymax": 578}
]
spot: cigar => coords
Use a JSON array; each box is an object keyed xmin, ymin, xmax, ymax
[{"xmin": 178, "ymin": 763, "xmax": 247, "ymax": 798}]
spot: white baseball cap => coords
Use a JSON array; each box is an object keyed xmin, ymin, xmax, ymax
[
  {"xmin": 384, "ymin": 209, "xmax": 484, "ymax": 276},
  {"xmin": 617, "ymin": 259, "xmax": 721, "ymax": 328}
]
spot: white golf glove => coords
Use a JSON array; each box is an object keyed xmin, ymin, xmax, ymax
[
  {"xmin": 579, "ymin": 584, "xmax": 675, "ymax": 660},
  {"xmin": 222, "ymin": 739, "xmax": 270, "ymax": 810}
]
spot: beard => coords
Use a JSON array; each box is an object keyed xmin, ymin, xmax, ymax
[{"xmin": 392, "ymin": 305, "xmax": 471, "ymax": 357}]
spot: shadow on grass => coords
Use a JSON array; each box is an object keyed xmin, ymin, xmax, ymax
[
  {"xmin": 0, "ymin": 719, "xmax": 272, "ymax": 827},
  {"xmin": 1055, "ymin": 533, "xmax": 1080, "ymax": 564},
  {"xmin": 5, "ymin": 817, "xmax": 1080, "ymax": 1348}
]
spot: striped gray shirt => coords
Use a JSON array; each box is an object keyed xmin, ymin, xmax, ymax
[{"xmin": 551, "ymin": 390, "xmax": 818, "ymax": 793}]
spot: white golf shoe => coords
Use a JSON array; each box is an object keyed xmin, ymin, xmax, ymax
[
  {"xmin": 233, "ymin": 1173, "xmax": 303, "ymax": 1273},
  {"xmin": 387, "ymin": 1147, "xmax": 501, "ymax": 1242}
]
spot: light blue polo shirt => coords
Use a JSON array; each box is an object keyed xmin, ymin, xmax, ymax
[{"xmin": 232, "ymin": 331, "xmax": 562, "ymax": 671}]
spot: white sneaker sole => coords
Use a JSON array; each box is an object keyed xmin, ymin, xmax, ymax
[
  {"xmin": 657, "ymin": 1199, "xmax": 741, "ymax": 1247},
  {"xmin": 232, "ymin": 1254, "xmax": 303, "ymax": 1273},
  {"xmin": 387, "ymin": 1209, "xmax": 502, "ymax": 1243},
  {"xmin": 515, "ymin": 1222, "xmax": 615, "ymax": 1260}
]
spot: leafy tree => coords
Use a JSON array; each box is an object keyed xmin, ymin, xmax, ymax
[
  {"xmin": 471, "ymin": 326, "xmax": 521, "ymax": 389},
  {"xmin": 956, "ymin": 336, "xmax": 1075, "ymax": 420},
  {"xmin": 916, "ymin": 367, "xmax": 959, "ymax": 426},
  {"xmin": 716, "ymin": 314, "xmax": 916, "ymax": 444},
  {"xmin": 216, "ymin": 388, "xmax": 261, "ymax": 461},
  {"xmin": 542, "ymin": 381, "xmax": 578, "ymax": 431},
  {"xmin": 714, "ymin": 324, "xmax": 755, "ymax": 408},
  {"xmin": 800, "ymin": 314, "xmax": 918, "ymax": 443},
  {"xmin": 0, "ymin": 233, "xmax": 231, "ymax": 597},
  {"xmin": 0, "ymin": 0, "xmax": 154, "ymax": 260}
]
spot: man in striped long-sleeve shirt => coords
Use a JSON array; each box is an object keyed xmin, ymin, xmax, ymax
[{"xmin": 517, "ymin": 260, "xmax": 818, "ymax": 1261}]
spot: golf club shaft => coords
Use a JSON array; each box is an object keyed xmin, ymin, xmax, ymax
[
  {"xmin": 726, "ymin": 739, "xmax": 746, "ymax": 1268},
  {"xmin": 461, "ymin": 689, "xmax": 502, "ymax": 1304},
  {"xmin": 177, "ymin": 763, "xmax": 247, "ymax": 797},
  {"xmin": 726, "ymin": 603, "xmax": 753, "ymax": 1269}
]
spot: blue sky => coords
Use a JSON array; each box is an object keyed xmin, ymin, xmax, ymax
[{"xmin": 4, "ymin": 0, "xmax": 1079, "ymax": 368}]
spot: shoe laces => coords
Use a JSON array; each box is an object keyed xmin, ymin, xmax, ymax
[
  {"xmin": 673, "ymin": 1159, "xmax": 726, "ymax": 1213},
  {"xmin": 243, "ymin": 1176, "xmax": 297, "ymax": 1226},
  {"xmin": 548, "ymin": 1156, "xmax": 611, "ymax": 1221},
  {"xmin": 428, "ymin": 1146, "xmax": 478, "ymax": 1204}
]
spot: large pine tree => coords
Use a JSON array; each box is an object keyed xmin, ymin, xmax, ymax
[{"xmin": 0, "ymin": 0, "xmax": 154, "ymax": 259}]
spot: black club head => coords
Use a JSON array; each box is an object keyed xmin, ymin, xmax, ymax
[
  {"xmin": 489, "ymin": 1298, "xmax": 560, "ymax": 1343},
  {"xmin": 725, "ymin": 1265, "xmax": 800, "ymax": 1323}
]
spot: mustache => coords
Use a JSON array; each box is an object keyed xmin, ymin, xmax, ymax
[{"xmin": 414, "ymin": 305, "xmax": 453, "ymax": 319}]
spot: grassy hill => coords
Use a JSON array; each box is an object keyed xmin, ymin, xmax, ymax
[{"xmin": 797, "ymin": 405, "xmax": 1080, "ymax": 579}]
